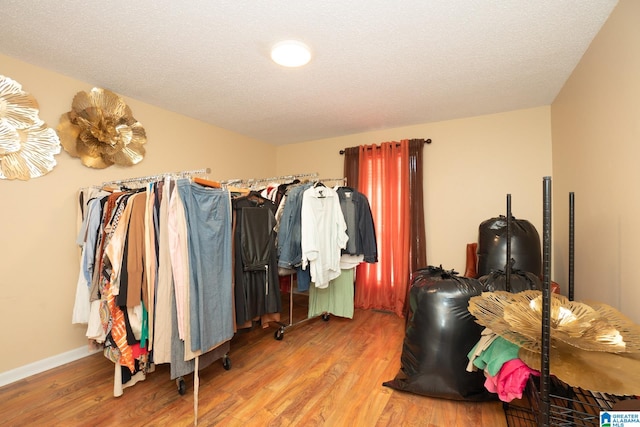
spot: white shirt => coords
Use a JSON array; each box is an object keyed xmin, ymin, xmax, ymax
[{"xmin": 301, "ymin": 185, "xmax": 349, "ymax": 288}]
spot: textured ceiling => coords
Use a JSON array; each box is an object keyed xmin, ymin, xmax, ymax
[{"xmin": 0, "ymin": 1, "xmax": 618, "ymax": 145}]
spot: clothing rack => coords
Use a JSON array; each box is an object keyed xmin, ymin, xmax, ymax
[
  {"xmin": 222, "ymin": 171, "xmax": 321, "ymax": 341},
  {"xmin": 204, "ymin": 172, "xmax": 351, "ymax": 341},
  {"xmin": 273, "ymin": 272, "xmax": 330, "ymax": 341},
  {"xmin": 315, "ymin": 177, "xmax": 348, "ymax": 186},
  {"xmin": 273, "ymin": 175, "xmax": 351, "ymax": 341},
  {"xmin": 219, "ymin": 172, "xmax": 349, "ymax": 189},
  {"xmin": 78, "ymin": 167, "xmax": 232, "ymax": 425},
  {"xmin": 220, "ymin": 172, "xmax": 319, "ymax": 188},
  {"xmin": 100, "ymin": 167, "xmax": 211, "ymax": 187}
]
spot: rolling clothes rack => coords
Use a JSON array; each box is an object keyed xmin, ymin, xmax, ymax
[
  {"xmin": 100, "ymin": 167, "xmax": 211, "ymax": 188},
  {"xmin": 80, "ymin": 167, "xmax": 232, "ymax": 427},
  {"xmin": 220, "ymin": 172, "xmax": 319, "ymax": 190},
  {"xmin": 273, "ymin": 273, "xmax": 330, "ymax": 341},
  {"xmin": 224, "ymin": 172, "xmax": 333, "ymax": 340},
  {"xmin": 272, "ymin": 176, "xmax": 349, "ymax": 341}
]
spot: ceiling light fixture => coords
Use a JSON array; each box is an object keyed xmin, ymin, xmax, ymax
[{"xmin": 270, "ymin": 40, "xmax": 311, "ymax": 67}]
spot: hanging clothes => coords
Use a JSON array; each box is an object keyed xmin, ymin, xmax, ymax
[
  {"xmin": 305, "ymin": 185, "xmax": 378, "ymax": 319},
  {"xmin": 116, "ymin": 191, "xmax": 148, "ymax": 309},
  {"xmin": 336, "ymin": 186, "xmax": 377, "ymax": 262},
  {"xmin": 277, "ymin": 182, "xmax": 314, "ymax": 291},
  {"xmin": 153, "ymin": 177, "xmax": 173, "ymax": 364},
  {"xmin": 308, "ymin": 268, "xmax": 355, "ymax": 319},
  {"xmin": 144, "ymin": 182, "xmax": 161, "ymax": 352},
  {"xmin": 73, "ymin": 171, "xmax": 235, "ymax": 396},
  {"xmin": 101, "ymin": 191, "xmax": 142, "ymax": 375},
  {"xmin": 300, "ymin": 184, "xmax": 349, "ymax": 289},
  {"xmin": 175, "ymin": 179, "xmax": 234, "ymax": 353},
  {"xmin": 73, "ymin": 188, "xmax": 110, "ymax": 324},
  {"xmin": 232, "ymin": 192, "xmax": 282, "ymax": 328}
]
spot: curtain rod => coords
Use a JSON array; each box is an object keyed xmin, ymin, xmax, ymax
[
  {"xmin": 338, "ymin": 138, "xmax": 431, "ymax": 155},
  {"xmin": 100, "ymin": 167, "xmax": 211, "ymax": 187}
]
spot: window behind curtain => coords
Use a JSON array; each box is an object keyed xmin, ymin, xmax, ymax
[{"xmin": 347, "ymin": 139, "xmax": 427, "ymax": 317}]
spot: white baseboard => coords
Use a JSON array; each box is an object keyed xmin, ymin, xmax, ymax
[{"xmin": 0, "ymin": 346, "xmax": 100, "ymax": 388}]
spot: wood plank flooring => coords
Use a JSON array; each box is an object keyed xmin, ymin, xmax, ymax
[{"xmin": 0, "ymin": 294, "xmax": 507, "ymax": 426}]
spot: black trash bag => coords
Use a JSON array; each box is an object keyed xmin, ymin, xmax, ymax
[
  {"xmin": 477, "ymin": 215, "xmax": 541, "ymax": 277},
  {"xmin": 478, "ymin": 267, "xmax": 541, "ymax": 293},
  {"xmin": 383, "ymin": 266, "xmax": 496, "ymax": 401}
]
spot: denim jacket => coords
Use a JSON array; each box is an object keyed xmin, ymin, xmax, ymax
[
  {"xmin": 277, "ymin": 183, "xmax": 313, "ymax": 269},
  {"xmin": 336, "ymin": 186, "xmax": 378, "ymax": 263}
]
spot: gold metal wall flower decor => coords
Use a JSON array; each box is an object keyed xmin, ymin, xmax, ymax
[
  {"xmin": 0, "ymin": 75, "xmax": 61, "ymax": 180},
  {"xmin": 57, "ymin": 88, "xmax": 146, "ymax": 168}
]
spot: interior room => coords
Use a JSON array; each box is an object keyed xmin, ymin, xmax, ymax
[{"xmin": 1, "ymin": 1, "xmax": 639, "ymax": 425}]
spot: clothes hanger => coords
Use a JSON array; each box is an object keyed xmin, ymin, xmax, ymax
[
  {"xmin": 246, "ymin": 190, "xmax": 269, "ymax": 205},
  {"xmin": 227, "ymin": 185, "xmax": 250, "ymax": 197},
  {"xmin": 193, "ymin": 176, "xmax": 221, "ymax": 188},
  {"xmin": 101, "ymin": 184, "xmax": 119, "ymax": 193},
  {"xmin": 313, "ymin": 180, "xmax": 327, "ymax": 198}
]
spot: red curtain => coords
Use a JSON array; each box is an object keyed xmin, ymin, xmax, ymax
[{"xmin": 354, "ymin": 140, "xmax": 411, "ymax": 317}]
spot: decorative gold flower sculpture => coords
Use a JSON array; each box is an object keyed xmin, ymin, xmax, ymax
[
  {"xmin": 0, "ymin": 75, "xmax": 61, "ymax": 180},
  {"xmin": 519, "ymin": 343, "xmax": 640, "ymax": 396},
  {"xmin": 57, "ymin": 88, "xmax": 146, "ymax": 168},
  {"xmin": 468, "ymin": 290, "xmax": 640, "ymax": 354},
  {"xmin": 469, "ymin": 290, "xmax": 640, "ymax": 394}
]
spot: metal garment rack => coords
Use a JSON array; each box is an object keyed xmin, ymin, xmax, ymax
[
  {"xmin": 272, "ymin": 272, "xmax": 331, "ymax": 341},
  {"xmin": 315, "ymin": 177, "xmax": 348, "ymax": 186},
  {"xmin": 272, "ymin": 176, "xmax": 349, "ymax": 341},
  {"xmin": 220, "ymin": 172, "xmax": 319, "ymax": 189},
  {"xmin": 223, "ymin": 172, "xmax": 320, "ymax": 340},
  {"xmin": 90, "ymin": 167, "xmax": 234, "ymax": 406},
  {"xmin": 100, "ymin": 167, "xmax": 211, "ymax": 188}
]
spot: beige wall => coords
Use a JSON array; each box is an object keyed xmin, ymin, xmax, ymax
[
  {"xmin": 0, "ymin": 54, "xmax": 277, "ymax": 374},
  {"xmin": 276, "ymin": 106, "xmax": 553, "ymax": 275},
  {"xmin": 551, "ymin": 0, "xmax": 640, "ymax": 322}
]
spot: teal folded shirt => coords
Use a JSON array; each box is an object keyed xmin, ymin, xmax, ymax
[{"xmin": 468, "ymin": 336, "xmax": 520, "ymax": 376}]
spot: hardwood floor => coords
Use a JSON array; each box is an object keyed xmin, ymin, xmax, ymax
[{"xmin": 0, "ymin": 294, "xmax": 507, "ymax": 426}]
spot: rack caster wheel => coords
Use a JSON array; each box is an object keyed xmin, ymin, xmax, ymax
[
  {"xmin": 322, "ymin": 313, "xmax": 330, "ymax": 321},
  {"xmin": 274, "ymin": 328, "xmax": 284, "ymax": 340},
  {"xmin": 176, "ymin": 377, "xmax": 186, "ymax": 395},
  {"xmin": 223, "ymin": 355, "xmax": 232, "ymax": 370}
]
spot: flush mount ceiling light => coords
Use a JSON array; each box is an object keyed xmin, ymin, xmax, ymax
[{"xmin": 270, "ymin": 40, "xmax": 311, "ymax": 67}]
